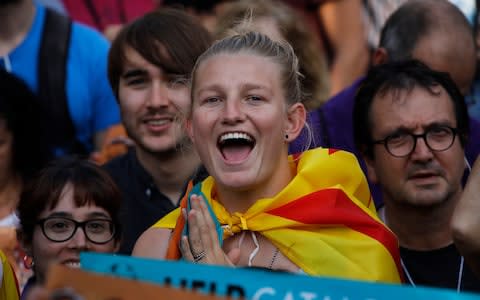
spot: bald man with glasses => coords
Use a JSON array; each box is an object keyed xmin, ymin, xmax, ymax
[{"xmin": 353, "ymin": 60, "xmax": 480, "ymax": 292}]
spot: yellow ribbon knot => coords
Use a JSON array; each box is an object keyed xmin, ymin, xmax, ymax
[
  {"xmin": 220, "ymin": 212, "xmax": 250, "ymax": 239},
  {"xmin": 234, "ymin": 213, "xmax": 249, "ymax": 231}
]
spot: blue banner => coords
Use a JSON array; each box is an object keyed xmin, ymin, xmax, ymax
[{"xmin": 81, "ymin": 253, "xmax": 480, "ymax": 300}]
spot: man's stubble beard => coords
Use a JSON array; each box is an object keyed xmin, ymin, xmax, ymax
[
  {"xmin": 385, "ymin": 183, "xmax": 457, "ymax": 212},
  {"xmin": 140, "ymin": 134, "xmax": 195, "ymax": 160}
]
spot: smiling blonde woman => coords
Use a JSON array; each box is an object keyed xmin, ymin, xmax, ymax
[{"xmin": 134, "ymin": 31, "xmax": 402, "ymax": 284}]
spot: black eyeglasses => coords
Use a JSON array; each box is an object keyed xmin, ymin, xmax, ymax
[
  {"xmin": 371, "ymin": 125, "xmax": 458, "ymax": 157},
  {"xmin": 37, "ymin": 217, "xmax": 116, "ymax": 244}
]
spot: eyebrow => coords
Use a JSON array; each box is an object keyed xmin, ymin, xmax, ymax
[
  {"xmin": 45, "ymin": 212, "xmax": 72, "ymax": 219},
  {"xmin": 383, "ymin": 120, "xmax": 455, "ymax": 136},
  {"xmin": 424, "ymin": 121, "xmax": 455, "ymax": 130},
  {"xmin": 241, "ymin": 83, "xmax": 270, "ymax": 91},
  {"xmin": 196, "ymin": 83, "xmax": 272, "ymax": 95},
  {"xmin": 121, "ymin": 69, "xmax": 148, "ymax": 79},
  {"xmin": 43, "ymin": 211, "xmax": 111, "ymax": 220},
  {"xmin": 86, "ymin": 212, "xmax": 111, "ymax": 219}
]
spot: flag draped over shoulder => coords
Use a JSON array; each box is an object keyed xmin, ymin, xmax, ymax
[
  {"xmin": 155, "ymin": 148, "xmax": 403, "ymax": 283},
  {"xmin": 0, "ymin": 250, "xmax": 19, "ymax": 300}
]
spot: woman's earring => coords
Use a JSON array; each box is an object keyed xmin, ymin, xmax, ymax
[
  {"xmin": 23, "ymin": 255, "xmax": 34, "ymax": 269},
  {"xmin": 285, "ymin": 134, "xmax": 289, "ymax": 140}
]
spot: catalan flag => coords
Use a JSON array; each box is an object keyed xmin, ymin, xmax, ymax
[
  {"xmin": 0, "ymin": 250, "xmax": 19, "ymax": 300},
  {"xmin": 155, "ymin": 148, "xmax": 403, "ymax": 283}
]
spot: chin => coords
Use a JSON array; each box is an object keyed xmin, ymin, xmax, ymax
[
  {"xmin": 216, "ymin": 172, "xmax": 259, "ymax": 191},
  {"xmin": 140, "ymin": 139, "xmax": 186, "ymax": 154},
  {"xmin": 407, "ymin": 192, "xmax": 449, "ymax": 208}
]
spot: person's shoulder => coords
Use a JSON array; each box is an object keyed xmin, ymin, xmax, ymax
[
  {"xmin": 466, "ymin": 116, "xmax": 480, "ymax": 160},
  {"xmin": 132, "ymin": 227, "xmax": 172, "ymax": 259},
  {"xmin": 66, "ymin": 20, "xmax": 110, "ymax": 76},
  {"xmin": 304, "ymin": 147, "xmax": 357, "ymax": 160},
  {"xmin": 322, "ymin": 78, "xmax": 364, "ymax": 111},
  {"xmin": 326, "ymin": 148, "xmax": 363, "ymax": 167},
  {"xmin": 300, "ymin": 148, "xmax": 363, "ymax": 174},
  {"xmin": 70, "ymin": 20, "xmax": 109, "ymax": 45},
  {"xmin": 68, "ymin": 21, "xmax": 110, "ymax": 61},
  {"xmin": 468, "ymin": 116, "xmax": 480, "ymax": 134}
]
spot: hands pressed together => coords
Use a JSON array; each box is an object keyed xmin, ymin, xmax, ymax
[{"xmin": 180, "ymin": 194, "xmax": 241, "ymax": 266}]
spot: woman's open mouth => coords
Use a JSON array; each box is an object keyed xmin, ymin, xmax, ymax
[{"xmin": 217, "ymin": 132, "xmax": 256, "ymax": 163}]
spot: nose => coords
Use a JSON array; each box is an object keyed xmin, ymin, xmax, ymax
[
  {"xmin": 411, "ymin": 136, "xmax": 434, "ymax": 161},
  {"xmin": 146, "ymin": 80, "xmax": 169, "ymax": 108},
  {"xmin": 222, "ymin": 99, "xmax": 244, "ymax": 124},
  {"xmin": 68, "ymin": 226, "xmax": 89, "ymax": 250}
]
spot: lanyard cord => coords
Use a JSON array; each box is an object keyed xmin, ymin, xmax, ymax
[
  {"xmin": 401, "ymin": 256, "xmax": 464, "ymax": 292},
  {"xmin": 382, "ymin": 209, "xmax": 465, "ymax": 292},
  {"xmin": 237, "ymin": 231, "xmax": 279, "ymax": 269}
]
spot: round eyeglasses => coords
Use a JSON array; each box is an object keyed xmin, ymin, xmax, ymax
[
  {"xmin": 37, "ymin": 217, "xmax": 116, "ymax": 244},
  {"xmin": 371, "ymin": 125, "xmax": 458, "ymax": 158}
]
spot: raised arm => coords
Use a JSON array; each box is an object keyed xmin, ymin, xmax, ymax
[
  {"xmin": 317, "ymin": 0, "xmax": 369, "ymax": 96},
  {"xmin": 452, "ymin": 156, "xmax": 480, "ymax": 278}
]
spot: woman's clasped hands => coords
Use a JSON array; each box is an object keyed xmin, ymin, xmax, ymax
[{"xmin": 180, "ymin": 194, "xmax": 241, "ymax": 266}]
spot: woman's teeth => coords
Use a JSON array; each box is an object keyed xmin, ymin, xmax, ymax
[
  {"xmin": 64, "ymin": 262, "xmax": 81, "ymax": 268},
  {"xmin": 219, "ymin": 132, "xmax": 253, "ymax": 143}
]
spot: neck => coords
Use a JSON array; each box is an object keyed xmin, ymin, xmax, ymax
[
  {"xmin": 218, "ymin": 189, "xmax": 270, "ymax": 213},
  {"xmin": 0, "ymin": 0, "xmax": 35, "ymax": 56},
  {"xmin": 217, "ymin": 157, "xmax": 294, "ymax": 213},
  {"xmin": 136, "ymin": 146, "xmax": 200, "ymax": 204},
  {"xmin": 383, "ymin": 191, "xmax": 461, "ymax": 250}
]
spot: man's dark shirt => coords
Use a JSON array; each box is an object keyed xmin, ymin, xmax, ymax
[
  {"xmin": 103, "ymin": 148, "xmax": 207, "ymax": 254},
  {"xmin": 400, "ymin": 244, "xmax": 480, "ymax": 293}
]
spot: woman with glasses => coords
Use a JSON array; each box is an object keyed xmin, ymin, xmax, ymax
[{"xmin": 17, "ymin": 157, "xmax": 122, "ymax": 299}]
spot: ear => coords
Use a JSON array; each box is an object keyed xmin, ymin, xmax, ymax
[
  {"xmin": 284, "ymin": 102, "xmax": 307, "ymax": 142},
  {"xmin": 185, "ymin": 118, "xmax": 195, "ymax": 144},
  {"xmin": 372, "ymin": 48, "xmax": 389, "ymax": 66},
  {"xmin": 363, "ymin": 154, "xmax": 379, "ymax": 184}
]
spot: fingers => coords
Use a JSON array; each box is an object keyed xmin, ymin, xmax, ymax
[
  {"xmin": 179, "ymin": 208, "xmax": 195, "ymax": 261},
  {"xmin": 187, "ymin": 194, "xmax": 218, "ymax": 261},
  {"xmin": 191, "ymin": 194, "xmax": 218, "ymax": 249},
  {"xmin": 184, "ymin": 195, "xmax": 210, "ymax": 263},
  {"xmin": 183, "ymin": 194, "xmax": 235, "ymax": 266},
  {"xmin": 181, "ymin": 235, "xmax": 208, "ymax": 264},
  {"xmin": 198, "ymin": 195, "xmax": 219, "ymax": 239},
  {"xmin": 180, "ymin": 235, "xmax": 194, "ymax": 262},
  {"xmin": 186, "ymin": 205, "xmax": 204, "ymax": 257}
]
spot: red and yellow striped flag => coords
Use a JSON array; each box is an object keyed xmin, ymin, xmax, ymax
[
  {"xmin": 155, "ymin": 148, "xmax": 403, "ymax": 283},
  {"xmin": 0, "ymin": 250, "xmax": 19, "ymax": 300}
]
